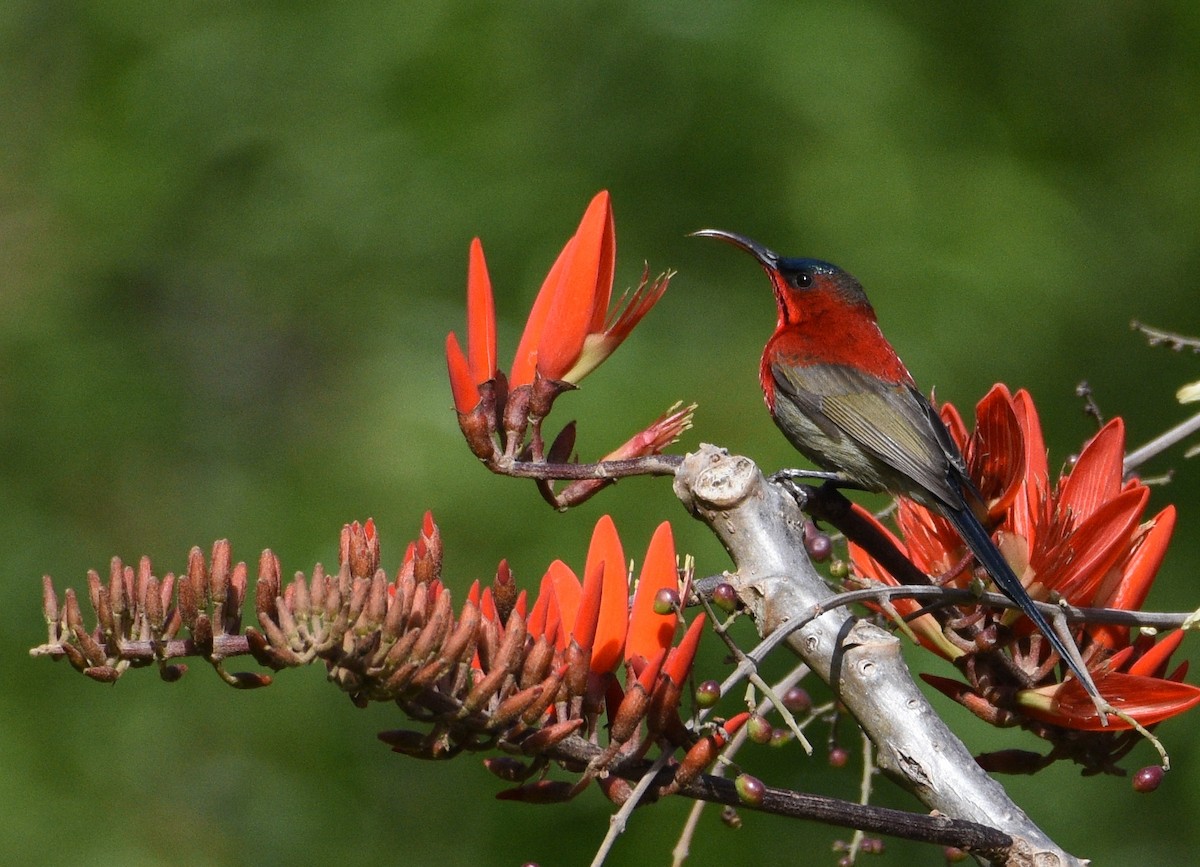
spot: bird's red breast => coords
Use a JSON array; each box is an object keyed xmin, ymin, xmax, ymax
[{"xmin": 760, "ymin": 273, "xmax": 913, "ymax": 412}]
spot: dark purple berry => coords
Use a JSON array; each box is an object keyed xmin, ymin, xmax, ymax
[{"xmin": 1133, "ymin": 764, "xmax": 1165, "ymax": 793}]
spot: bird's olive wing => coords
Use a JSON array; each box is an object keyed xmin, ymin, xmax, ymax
[{"xmin": 771, "ymin": 362, "xmax": 962, "ymax": 506}]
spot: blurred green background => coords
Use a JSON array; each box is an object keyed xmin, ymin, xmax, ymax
[{"xmin": 4, "ymin": 2, "xmax": 1199, "ymax": 864}]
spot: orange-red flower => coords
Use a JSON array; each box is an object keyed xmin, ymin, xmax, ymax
[
  {"xmin": 472, "ymin": 516, "xmax": 699, "ymax": 745},
  {"xmin": 445, "ymin": 238, "xmax": 497, "ymax": 413},
  {"xmin": 849, "ymin": 384, "xmax": 1200, "ymax": 735},
  {"xmin": 446, "ymin": 191, "xmax": 670, "ymax": 416}
]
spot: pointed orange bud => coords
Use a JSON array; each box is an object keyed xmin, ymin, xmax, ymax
[
  {"xmin": 572, "ymin": 561, "xmax": 604, "ymax": 657},
  {"xmin": 626, "ymin": 522, "xmax": 680, "ymax": 667},
  {"xmin": 584, "ymin": 514, "xmax": 628, "ymax": 674},
  {"xmin": 446, "ymin": 332, "xmax": 478, "ymax": 413},
  {"xmin": 663, "ymin": 613, "xmax": 706, "ymax": 685},
  {"xmin": 669, "ymin": 712, "xmax": 751, "ymax": 793},
  {"xmin": 479, "ymin": 586, "xmax": 498, "ymax": 624},
  {"xmin": 527, "ymin": 570, "xmax": 556, "ymax": 640},
  {"xmin": 466, "ymin": 238, "xmax": 497, "ymax": 383},
  {"xmin": 546, "ymin": 559, "xmax": 581, "ymax": 652}
]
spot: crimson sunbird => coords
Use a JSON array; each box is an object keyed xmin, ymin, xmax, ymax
[{"xmin": 693, "ymin": 228, "xmax": 1105, "ymax": 712}]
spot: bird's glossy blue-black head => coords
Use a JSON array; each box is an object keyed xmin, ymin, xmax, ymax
[{"xmin": 690, "ymin": 229, "xmax": 868, "ymax": 306}]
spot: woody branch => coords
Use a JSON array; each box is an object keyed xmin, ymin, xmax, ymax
[{"xmin": 673, "ymin": 444, "xmax": 1086, "ymax": 867}]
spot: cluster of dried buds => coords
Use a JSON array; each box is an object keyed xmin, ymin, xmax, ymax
[
  {"xmin": 36, "ymin": 533, "xmax": 263, "ymax": 687},
  {"xmin": 445, "ymin": 190, "xmax": 692, "ymax": 508},
  {"xmin": 33, "ymin": 512, "xmax": 756, "ymax": 803},
  {"xmin": 846, "ymin": 385, "xmax": 1200, "ymax": 774}
]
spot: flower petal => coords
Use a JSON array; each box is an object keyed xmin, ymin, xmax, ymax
[
  {"xmin": 1012, "ymin": 389, "xmax": 1049, "ymax": 484},
  {"xmin": 1058, "ymin": 418, "xmax": 1125, "ymax": 522},
  {"xmin": 563, "ymin": 268, "xmax": 671, "ymax": 384},
  {"xmin": 1044, "ymin": 487, "xmax": 1148, "ymax": 603},
  {"xmin": 466, "ymin": 238, "xmax": 497, "ymax": 384},
  {"xmin": 1127, "ymin": 629, "xmax": 1185, "ymax": 678},
  {"xmin": 1021, "ymin": 671, "xmax": 1200, "ymax": 730},
  {"xmin": 446, "ymin": 332, "xmax": 478, "ymax": 413},
  {"xmin": 536, "ymin": 192, "xmax": 613, "ymax": 381},
  {"xmin": 968, "ymin": 385, "xmax": 1025, "ymax": 518},
  {"xmin": 510, "ymin": 240, "xmax": 574, "ymax": 387},
  {"xmin": 1091, "ymin": 506, "xmax": 1176, "ymax": 649},
  {"xmin": 584, "ymin": 514, "xmax": 628, "ymax": 674},
  {"xmin": 626, "ymin": 522, "xmax": 679, "ymax": 666},
  {"xmin": 546, "ymin": 559, "xmax": 581, "ymax": 652}
]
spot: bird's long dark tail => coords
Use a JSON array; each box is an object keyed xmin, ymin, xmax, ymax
[{"xmin": 942, "ymin": 504, "xmax": 1107, "ymax": 718}]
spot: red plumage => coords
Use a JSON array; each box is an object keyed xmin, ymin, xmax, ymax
[{"xmin": 694, "ymin": 228, "xmax": 1107, "ymax": 715}]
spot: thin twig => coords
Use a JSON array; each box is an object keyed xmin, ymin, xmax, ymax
[
  {"xmin": 487, "ymin": 453, "xmax": 683, "ymax": 480},
  {"xmin": 1131, "ymin": 320, "xmax": 1200, "ymax": 353},
  {"xmin": 592, "ymin": 751, "xmax": 675, "ymax": 867},
  {"xmin": 674, "ymin": 663, "xmax": 813, "ymax": 865},
  {"xmin": 545, "ymin": 735, "xmax": 1013, "ymax": 855},
  {"xmin": 1124, "ymin": 409, "xmax": 1200, "ymax": 473},
  {"xmin": 697, "ymin": 594, "xmax": 814, "ymax": 754},
  {"xmin": 782, "ymin": 584, "xmax": 1200, "ymax": 634},
  {"xmin": 846, "ymin": 730, "xmax": 877, "ymax": 863}
]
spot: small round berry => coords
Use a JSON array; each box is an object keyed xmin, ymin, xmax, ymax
[
  {"xmin": 828, "ymin": 746, "xmax": 850, "ymax": 768},
  {"xmin": 747, "ymin": 714, "xmax": 773, "ymax": 744},
  {"xmin": 653, "ymin": 587, "xmax": 680, "ymax": 615},
  {"xmin": 781, "ymin": 685, "xmax": 812, "ymax": 714},
  {"xmin": 694, "ymin": 680, "xmax": 721, "ymax": 708},
  {"xmin": 769, "ymin": 728, "xmax": 793, "ymax": 748},
  {"xmin": 803, "ymin": 521, "xmax": 833, "ymax": 562},
  {"xmin": 711, "ymin": 582, "xmax": 738, "ymax": 613},
  {"xmin": 735, "ymin": 773, "xmax": 765, "ymax": 806},
  {"xmin": 1133, "ymin": 764, "xmax": 1165, "ymax": 793},
  {"xmin": 944, "ymin": 846, "xmax": 968, "ymax": 863},
  {"xmin": 828, "ymin": 559, "xmax": 849, "ymax": 579}
]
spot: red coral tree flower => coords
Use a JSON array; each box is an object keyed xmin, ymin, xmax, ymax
[
  {"xmin": 445, "ymin": 191, "xmax": 672, "ymax": 464},
  {"xmin": 849, "ymin": 385, "xmax": 1200, "ymax": 738},
  {"xmin": 477, "ymin": 516, "xmax": 713, "ymax": 802}
]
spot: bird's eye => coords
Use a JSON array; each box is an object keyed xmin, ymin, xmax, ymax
[{"xmin": 790, "ymin": 271, "xmax": 813, "ymax": 289}]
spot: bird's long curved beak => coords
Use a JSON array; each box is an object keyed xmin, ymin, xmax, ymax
[{"xmin": 689, "ymin": 229, "xmax": 780, "ymax": 270}]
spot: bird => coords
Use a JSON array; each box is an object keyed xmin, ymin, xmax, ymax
[{"xmin": 692, "ymin": 228, "xmax": 1106, "ymax": 715}]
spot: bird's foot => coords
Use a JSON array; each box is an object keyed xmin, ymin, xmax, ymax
[{"xmin": 769, "ymin": 468, "xmax": 856, "ymax": 485}]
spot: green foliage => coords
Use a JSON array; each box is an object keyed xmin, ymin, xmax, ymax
[{"xmin": 4, "ymin": 2, "xmax": 1199, "ymax": 863}]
